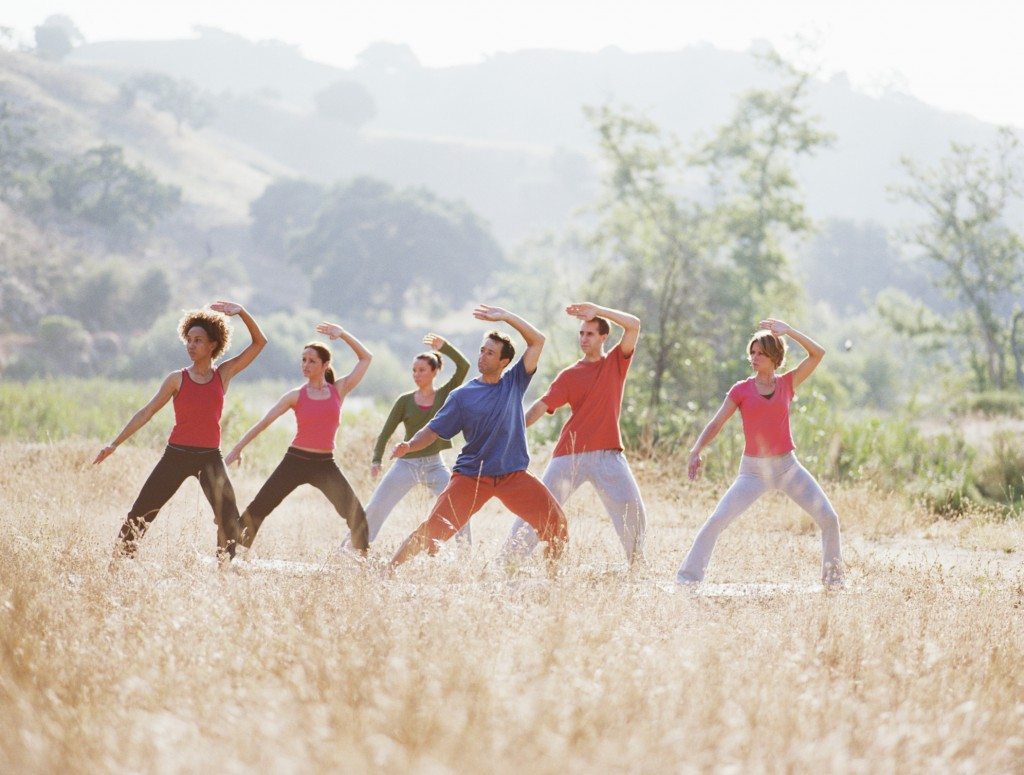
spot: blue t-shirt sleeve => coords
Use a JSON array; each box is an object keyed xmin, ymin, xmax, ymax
[
  {"xmin": 428, "ymin": 392, "xmax": 463, "ymax": 439},
  {"xmin": 509, "ymin": 358, "xmax": 533, "ymax": 395}
]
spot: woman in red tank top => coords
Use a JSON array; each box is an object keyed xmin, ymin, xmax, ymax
[
  {"xmin": 93, "ymin": 301, "xmax": 267, "ymax": 559},
  {"xmin": 674, "ymin": 319, "xmax": 845, "ymax": 589},
  {"xmin": 225, "ymin": 321, "xmax": 373, "ymax": 555}
]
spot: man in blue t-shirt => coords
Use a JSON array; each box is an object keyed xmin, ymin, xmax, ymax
[{"xmin": 390, "ymin": 304, "xmax": 568, "ymax": 567}]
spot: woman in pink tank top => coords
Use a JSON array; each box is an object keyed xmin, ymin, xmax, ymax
[
  {"xmin": 93, "ymin": 301, "xmax": 267, "ymax": 560},
  {"xmin": 225, "ymin": 322, "xmax": 373, "ymax": 555},
  {"xmin": 674, "ymin": 319, "xmax": 845, "ymax": 589}
]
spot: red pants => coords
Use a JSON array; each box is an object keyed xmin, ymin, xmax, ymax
[{"xmin": 415, "ymin": 471, "xmax": 568, "ymax": 558}]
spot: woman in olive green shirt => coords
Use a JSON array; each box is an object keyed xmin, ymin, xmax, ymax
[{"xmin": 342, "ymin": 333, "xmax": 470, "ymax": 548}]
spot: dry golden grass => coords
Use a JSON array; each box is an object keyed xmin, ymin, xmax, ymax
[{"xmin": 2, "ymin": 426, "xmax": 1022, "ymax": 773}]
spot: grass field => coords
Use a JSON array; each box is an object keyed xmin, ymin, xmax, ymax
[{"xmin": 2, "ymin": 412, "xmax": 1023, "ymax": 772}]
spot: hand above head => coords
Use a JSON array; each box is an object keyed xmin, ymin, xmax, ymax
[
  {"xmin": 210, "ymin": 300, "xmax": 243, "ymax": 316},
  {"xmin": 316, "ymin": 322, "xmax": 344, "ymax": 340},
  {"xmin": 758, "ymin": 318, "xmax": 792, "ymax": 337},
  {"xmin": 687, "ymin": 450, "xmax": 703, "ymax": 481},
  {"xmin": 93, "ymin": 445, "xmax": 117, "ymax": 465},
  {"xmin": 472, "ymin": 304, "xmax": 509, "ymax": 323},
  {"xmin": 566, "ymin": 302, "xmax": 599, "ymax": 320},
  {"xmin": 423, "ymin": 332, "xmax": 446, "ymax": 350}
]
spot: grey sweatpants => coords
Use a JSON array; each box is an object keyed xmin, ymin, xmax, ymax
[
  {"xmin": 342, "ymin": 454, "xmax": 470, "ymax": 546},
  {"xmin": 503, "ymin": 450, "xmax": 646, "ymax": 564},
  {"xmin": 675, "ymin": 452, "xmax": 844, "ymax": 585}
]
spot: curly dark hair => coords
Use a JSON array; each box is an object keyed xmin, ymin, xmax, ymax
[{"xmin": 178, "ymin": 309, "xmax": 232, "ymax": 359}]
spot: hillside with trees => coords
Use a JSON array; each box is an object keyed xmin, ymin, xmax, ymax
[
  {"xmin": 70, "ymin": 28, "xmax": 1008, "ymax": 244},
  {"xmin": 4, "ymin": 21, "xmax": 1024, "ymax": 511},
  {"xmin": 0, "ymin": 46, "xmax": 506, "ymax": 391}
]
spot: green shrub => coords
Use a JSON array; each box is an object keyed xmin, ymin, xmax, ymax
[
  {"xmin": 973, "ymin": 431, "xmax": 1024, "ymax": 509},
  {"xmin": 953, "ymin": 390, "xmax": 1024, "ymax": 418}
]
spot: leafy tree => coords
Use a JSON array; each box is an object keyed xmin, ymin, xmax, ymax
[
  {"xmin": 356, "ymin": 42, "xmax": 420, "ymax": 72},
  {"xmin": 580, "ymin": 52, "xmax": 831, "ymax": 447},
  {"xmin": 48, "ymin": 145, "xmax": 181, "ymax": 247},
  {"xmin": 288, "ymin": 177, "xmax": 504, "ymax": 322},
  {"xmin": 34, "ymin": 315, "xmax": 92, "ymax": 376},
  {"xmin": 32, "ymin": 15, "xmax": 85, "ymax": 60},
  {"xmin": 249, "ymin": 178, "xmax": 326, "ymax": 256},
  {"xmin": 33, "ymin": 25, "xmax": 71, "ymax": 61},
  {"xmin": 122, "ymin": 311, "xmax": 187, "ymax": 378},
  {"xmin": 66, "ymin": 265, "xmax": 129, "ymax": 331},
  {"xmin": 40, "ymin": 15, "xmax": 85, "ymax": 45},
  {"xmin": 314, "ymin": 80, "xmax": 376, "ymax": 128},
  {"xmin": 693, "ymin": 49, "xmax": 833, "ymax": 338},
  {"xmin": 0, "ymin": 241, "xmax": 69, "ymax": 331},
  {"xmin": 119, "ymin": 73, "xmax": 216, "ymax": 133},
  {"xmin": 801, "ymin": 219, "xmax": 926, "ymax": 314},
  {"xmin": 126, "ymin": 268, "xmax": 172, "ymax": 323},
  {"xmin": 583, "ymin": 104, "xmax": 717, "ymax": 445},
  {"xmin": 0, "ymin": 100, "xmax": 50, "ymax": 206},
  {"xmin": 891, "ymin": 128, "xmax": 1024, "ymax": 390},
  {"xmin": 63, "ymin": 264, "xmax": 172, "ymax": 333}
]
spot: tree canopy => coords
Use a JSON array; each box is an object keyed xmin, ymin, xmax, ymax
[
  {"xmin": 582, "ymin": 51, "xmax": 831, "ymax": 447},
  {"xmin": 891, "ymin": 128, "xmax": 1024, "ymax": 390},
  {"xmin": 283, "ymin": 177, "xmax": 504, "ymax": 320}
]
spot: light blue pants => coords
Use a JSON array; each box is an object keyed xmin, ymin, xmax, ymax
[
  {"xmin": 675, "ymin": 452, "xmax": 844, "ymax": 585},
  {"xmin": 503, "ymin": 450, "xmax": 646, "ymax": 564},
  {"xmin": 343, "ymin": 454, "xmax": 469, "ymax": 546}
]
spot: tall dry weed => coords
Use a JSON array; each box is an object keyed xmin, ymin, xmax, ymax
[{"xmin": 1, "ymin": 436, "xmax": 1022, "ymax": 772}]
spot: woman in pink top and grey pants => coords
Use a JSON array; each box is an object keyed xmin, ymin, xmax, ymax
[
  {"xmin": 225, "ymin": 322, "xmax": 372, "ymax": 554},
  {"xmin": 675, "ymin": 319, "xmax": 844, "ymax": 587}
]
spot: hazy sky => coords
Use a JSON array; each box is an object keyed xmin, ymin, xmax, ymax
[{"xmin": 9, "ymin": 0, "xmax": 1024, "ymax": 127}]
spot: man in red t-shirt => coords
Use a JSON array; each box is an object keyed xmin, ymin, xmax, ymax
[{"xmin": 503, "ymin": 302, "xmax": 646, "ymax": 566}]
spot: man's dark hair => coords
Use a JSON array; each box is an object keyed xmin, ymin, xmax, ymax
[
  {"xmin": 590, "ymin": 316, "xmax": 611, "ymax": 336},
  {"xmin": 486, "ymin": 330, "xmax": 515, "ymax": 363}
]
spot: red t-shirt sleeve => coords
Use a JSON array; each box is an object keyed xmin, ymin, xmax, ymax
[
  {"xmin": 541, "ymin": 371, "xmax": 570, "ymax": 412},
  {"xmin": 611, "ymin": 342, "xmax": 633, "ymax": 371},
  {"xmin": 726, "ymin": 380, "xmax": 746, "ymax": 407}
]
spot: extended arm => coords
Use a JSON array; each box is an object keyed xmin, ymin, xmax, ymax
[
  {"xmin": 687, "ymin": 398, "xmax": 739, "ymax": 480},
  {"xmin": 566, "ymin": 301, "xmax": 641, "ymax": 356},
  {"xmin": 317, "ymin": 322, "xmax": 373, "ymax": 395},
  {"xmin": 391, "ymin": 427, "xmax": 440, "ymax": 459},
  {"xmin": 473, "ymin": 304, "xmax": 545, "ymax": 374},
  {"xmin": 760, "ymin": 319, "xmax": 825, "ymax": 390},
  {"xmin": 93, "ymin": 372, "xmax": 179, "ymax": 464},
  {"xmin": 371, "ymin": 398, "xmax": 406, "ymax": 475},
  {"xmin": 224, "ymin": 391, "xmax": 298, "ymax": 465},
  {"xmin": 212, "ymin": 301, "xmax": 267, "ymax": 389},
  {"xmin": 524, "ymin": 399, "xmax": 550, "ymax": 428}
]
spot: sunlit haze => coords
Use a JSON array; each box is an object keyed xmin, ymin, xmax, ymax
[{"xmin": 8, "ymin": 0, "xmax": 1024, "ymax": 127}]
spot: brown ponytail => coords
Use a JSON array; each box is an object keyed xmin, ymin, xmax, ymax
[
  {"xmin": 303, "ymin": 342, "xmax": 335, "ymax": 384},
  {"xmin": 415, "ymin": 351, "xmax": 443, "ymax": 372}
]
